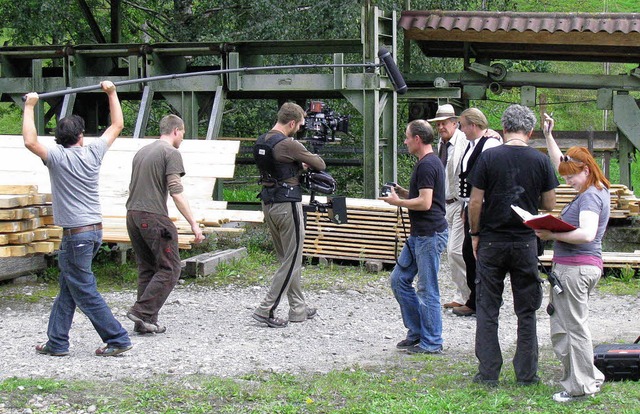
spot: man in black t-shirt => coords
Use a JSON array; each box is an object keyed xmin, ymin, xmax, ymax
[
  {"xmin": 380, "ymin": 119, "xmax": 448, "ymax": 355},
  {"xmin": 467, "ymin": 104, "xmax": 558, "ymax": 386}
]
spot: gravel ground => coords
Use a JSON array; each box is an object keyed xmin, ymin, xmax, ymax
[{"xmin": 1, "ymin": 260, "xmax": 639, "ymax": 385}]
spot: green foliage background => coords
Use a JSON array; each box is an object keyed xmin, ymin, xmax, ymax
[{"xmin": 0, "ymin": 0, "xmax": 637, "ymax": 197}]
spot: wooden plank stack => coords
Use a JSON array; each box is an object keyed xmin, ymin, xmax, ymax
[
  {"xmin": 0, "ymin": 185, "xmax": 62, "ymax": 258},
  {"xmin": 552, "ymin": 184, "xmax": 639, "ymax": 219},
  {"xmin": 303, "ymin": 187, "xmax": 640, "ymax": 267},
  {"xmin": 303, "ymin": 196, "xmax": 409, "ymax": 263},
  {"xmin": 540, "ymin": 250, "xmax": 640, "ymax": 269}
]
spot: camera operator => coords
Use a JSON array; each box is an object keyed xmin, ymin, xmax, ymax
[
  {"xmin": 379, "ymin": 119, "xmax": 448, "ymax": 354},
  {"xmin": 252, "ymin": 102, "xmax": 325, "ymax": 328}
]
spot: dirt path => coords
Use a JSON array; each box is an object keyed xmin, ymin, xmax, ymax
[{"xmin": 1, "ymin": 263, "xmax": 639, "ymax": 382}]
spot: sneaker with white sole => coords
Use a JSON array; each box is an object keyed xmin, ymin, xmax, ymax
[{"xmin": 552, "ymin": 391, "xmax": 592, "ymax": 403}]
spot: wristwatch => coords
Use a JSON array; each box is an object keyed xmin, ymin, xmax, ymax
[{"xmin": 469, "ymin": 231, "xmax": 480, "ymax": 237}]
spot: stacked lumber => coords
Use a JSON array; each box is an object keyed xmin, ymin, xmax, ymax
[
  {"xmin": 303, "ymin": 189, "xmax": 640, "ymax": 267},
  {"xmin": 0, "ymin": 185, "xmax": 62, "ymax": 258},
  {"xmin": 552, "ymin": 184, "xmax": 640, "ymax": 219},
  {"xmin": 303, "ymin": 196, "xmax": 408, "ymax": 263},
  {"xmin": 101, "ymin": 216, "xmax": 246, "ymax": 250},
  {"xmin": 540, "ymin": 250, "xmax": 640, "ymax": 269}
]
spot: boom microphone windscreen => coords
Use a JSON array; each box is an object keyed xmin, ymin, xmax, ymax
[{"xmin": 377, "ymin": 47, "xmax": 408, "ymax": 95}]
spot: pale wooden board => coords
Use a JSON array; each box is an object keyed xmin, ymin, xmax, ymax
[
  {"xmin": 0, "ymin": 135, "xmax": 238, "ymax": 215},
  {"xmin": 0, "ymin": 195, "xmax": 30, "ymax": 208},
  {"xmin": 45, "ymin": 226, "xmax": 63, "ymax": 239},
  {"xmin": 0, "ymin": 136, "xmax": 243, "ymax": 249},
  {"xmin": 7, "ymin": 231, "xmax": 35, "ymax": 244},
  {"xmin": 0, "ymin": 185, "xmax": 39, "ymax": 195},
  {"xmin": 0, "ymin": 207, "xmax": 40, "ymax": 220},
  {"xmin": 539, "ymin": 250, "xmax": 640, "ymax": 268},
  {"xmin": 0, "ymin": 218, "xmax": 42, "ymax": 233},
  {"xmin": 0, "ymin": 245, "xmax": 26, "ymax": 257}
]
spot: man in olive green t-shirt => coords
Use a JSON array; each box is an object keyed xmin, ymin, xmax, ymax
[{"xmin": 125, "ymin": 114, "xmax": 204, "ymax": 334}]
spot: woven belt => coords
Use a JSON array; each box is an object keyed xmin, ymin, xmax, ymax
[
  {"xmin": 62, "ymin": 223, "xmax": 103, "ymax": 236},
  {"xmin": 446, "ymin": 198, "xmax": 458, "ymax": 205}
]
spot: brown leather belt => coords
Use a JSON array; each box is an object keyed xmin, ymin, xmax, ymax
[
  {"xmin": 446, "ymin": 198, "xmax": 458, "ymax": 205},
  {"xmin": 63, "ymin": 223, "xmax": 103, "ymax": 236}
]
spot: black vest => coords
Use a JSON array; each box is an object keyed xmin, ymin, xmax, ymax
[
  {"xmin": 253, "ymin": 131, "xmax": 302, "ymax": 204},
  {"xmin": 459, "ymin": 136, "xmax": 491, "ymax": 199}
]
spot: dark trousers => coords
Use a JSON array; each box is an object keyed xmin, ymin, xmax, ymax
[
  {"xmin": 126, "ymin": 210, "xmax": 181, "ymax": 323},
  {"xmin": 462, "ymin": 208, "xmax": 477, "ymax": 310},
  {"xmin": 475, "ymin": 240, "xmax": 543, "ymax": 383}
]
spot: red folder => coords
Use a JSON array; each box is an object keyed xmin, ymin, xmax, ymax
[{"xmin": 511, "ymin": 205, "xmax": 577, "ymax": 232}]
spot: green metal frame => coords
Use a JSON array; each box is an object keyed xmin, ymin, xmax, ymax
[{"xmin": 0, "ymin": 5, "xmax": 410, "ymax": 199}]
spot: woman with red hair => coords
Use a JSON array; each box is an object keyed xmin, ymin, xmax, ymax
[{"xmin": 538, "ymin": 113, "xmax": 610, "ymax": 403}]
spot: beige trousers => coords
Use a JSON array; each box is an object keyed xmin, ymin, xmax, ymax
[
  {"xmin": 445, "ymin": 201, "xmax": 469, "ymax": 304},
  {"xmin": 550, "ymin": 263, "xmax": 605, "ymax": 396}
]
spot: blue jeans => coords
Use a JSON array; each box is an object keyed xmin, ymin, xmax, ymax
[
  {"xmin": 46, "ymin": 230, "xmax": 130, "ymax": 353},
  {"xmin": 390, "ymin": 230, "xmax": 448, "ymax": 351},
  {"xmin": 475, "ymin": 240, "xmax": 542, "ymax": 383}
]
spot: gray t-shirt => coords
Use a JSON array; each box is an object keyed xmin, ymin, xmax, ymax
[
  {"xmin": 554, "ymin": 185, "xmax": 610, "ymax": 259},
  {"xmin": 45, "ymin": 138, "xmax": 108, "ymax": 228},
  {"xmin": 126, "ymin": 140, "xmax": 185, "ymax": 216}
]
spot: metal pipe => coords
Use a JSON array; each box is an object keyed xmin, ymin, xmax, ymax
[{"xmin": 26, "ymin": 62, "xmax": 382, "ymax": 100}]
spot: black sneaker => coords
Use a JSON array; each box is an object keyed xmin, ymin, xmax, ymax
[
  {"xmin": 406, "ymin": 345, "xmax": 443, "ymax": 355},
  {"xmin": 473, "ymin": 373, "xmax": 499, "ymax": 387},
  {"xmin": 396, "ymin": 338, "xmax": 420, "ymax": 349},
  {"xmin": 517, "ymin": 376, "xmax": 541, "ymax": 386}
]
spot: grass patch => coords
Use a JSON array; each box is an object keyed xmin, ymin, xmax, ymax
[
  {"xmin": 598, "ymin": 266, "xmax": 640, "ymax": 295},
  {"xmin": 1, "ymin": 226, "xmax": 640, "ymax": 412},
  {"xmin": 3, "ymin": 353, "xmax": 640, "ymax": 413}
]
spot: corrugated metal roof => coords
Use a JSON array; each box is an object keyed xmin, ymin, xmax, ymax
[
  {"xmin": 401, "ymin": 10, "xmax": 640, "ymax": 63},
  {"xmin": 400, "ymin": 10, "xmax": 640, "ymax": 35}
]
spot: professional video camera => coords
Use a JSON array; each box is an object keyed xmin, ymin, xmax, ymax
[
  {"xmin": 301, "ymin": 101, "xmax": 349, "ymax": 144},
  {"xmin": 301, "ymin": 170, "xmax": 347, "ymax": 225}
]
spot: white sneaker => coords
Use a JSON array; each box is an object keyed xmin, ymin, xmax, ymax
[{"xmin": 552, "ymin": 391, "xmax": 591, "ymax": 403}]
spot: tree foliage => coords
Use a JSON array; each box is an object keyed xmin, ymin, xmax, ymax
[
  {"xmin": 0, "ymin": 1, "xmax": 521, "ymax": 46},
  {"xmin": 2, "ymin": 0, "xmax": 635, "ymax": 196}
]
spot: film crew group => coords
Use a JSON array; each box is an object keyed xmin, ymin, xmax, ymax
[
  {"xmin": 380, "ymin": 119, "xmax": 448, "ymax": 354},
  {"xmin": 251, "ymin": 102, "xmax": 326, "ymax": 328}
]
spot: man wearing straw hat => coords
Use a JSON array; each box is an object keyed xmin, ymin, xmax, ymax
[{"xmin": 427, "ymin": 104, "xmax": 470, "ymax": 311}]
